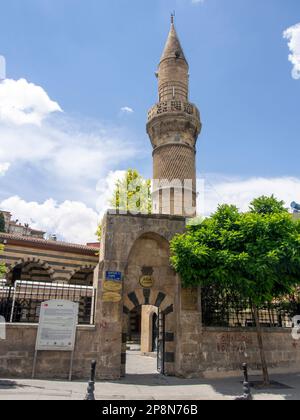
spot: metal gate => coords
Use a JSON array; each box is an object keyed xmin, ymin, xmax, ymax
[{"xmin": 157, "ymin": 310, "xmax": 166, "ymax": 374}]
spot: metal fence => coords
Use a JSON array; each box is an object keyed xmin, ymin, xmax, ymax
[
  {"xmin": 0, "ymin": 280, "xmax": 96, "ymax": 325},
  {"xmin": 201, "ymin": 286, "xmax": 299, "ymax": 329}
]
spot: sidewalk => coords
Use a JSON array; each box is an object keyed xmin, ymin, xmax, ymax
[{"xmin": 0, "ymin": 352, "xmax": 299, "ymax": 400}]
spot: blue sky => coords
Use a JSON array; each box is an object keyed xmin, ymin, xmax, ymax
[{"xmin": 0, "ymin": 0, "xmax": 299, "ymax": 243}]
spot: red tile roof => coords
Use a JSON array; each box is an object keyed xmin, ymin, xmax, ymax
[{"xmin": 0, "ymin": 232, "xmax": 99, "ymax": 256}]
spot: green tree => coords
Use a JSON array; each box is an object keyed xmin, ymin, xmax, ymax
[
  {"xmin": 97, "ymin": 169, "xmax": 152, "ymax": 241},
  {"xmin": 0, "ymin": 212, "xmax": 5, "ymax": 233},
  {"xmin": 0, "ymin": 244, "xmax": 6, "ymax": 279},
  {"xmin": 111, "ymin": 169, "xmax": 152, "ymax": 214},
  {"xmin": 171, "ymin": 196, "xmax": 300, "ymax": 385}
]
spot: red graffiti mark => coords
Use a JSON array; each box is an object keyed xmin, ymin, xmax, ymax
[
  {"xmin": 99, "ymin": 321, "xmax": 108, "ymax": 330},
  {"xmin": 217, "ymin": 333, "xmax": 253, "ymax": 353}
]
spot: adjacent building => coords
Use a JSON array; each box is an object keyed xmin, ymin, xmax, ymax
[{"xmin": 0, "ymin": 210, "xmax": 45, "ymax": 239}]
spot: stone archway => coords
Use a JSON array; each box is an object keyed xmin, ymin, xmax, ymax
[
  {"xmin": 120, "ymin": 231, "xmax": 177, "ymax": 377},
  {"xmin": 121, "ymin": 289, "xmax": 175, "ymax": 376},
  {"xmin": 68, "ymin": 265, "xmax": 95, "ymax": 285},
  {"xmin": 96, "ymin": 213, "xmax": 189, "ymax": 380},
  {"xmin": 6, "ymin": 257, "xmax": 55, "ymax": 284}
]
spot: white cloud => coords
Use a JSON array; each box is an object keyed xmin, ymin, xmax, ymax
[
  {"xmin": 0, "ymin": 75, "xmax": 142, "ymax": 244},
  {"xmin": 96, "ymin": 170, "xmax": 126, "ymax": 216},
  {"xmin": 283, "ymin": 23, "xmax": 300, "ymax": 80},
  {"xmin": 0, "ymin": 196, "xmax": 100, "ymax": 244},
  {"xmin": 0, "ymin": 78, "xmax": 62, "ymax": 125},
  {"xmin": 0, "ymin": 78, "xmax": 140, "ymax": 208},
  {"xmin": 199, "ymin": 175, "xmax": 300, "ymax": 216},
  {"xmin": 0, "ymin": 170, "xmax": 127, "ymax": 244},
  {"xmin": 0, "ymin": 119, "xmax": 137, "ymax": 184},
  {"xmin": 121, "ymin": 106, "xmax": 134, "ymax": 114},
  {"xmin": 0, "ymin": 162, "xmax": 10, "ymax": 176},
  {"xmin": 0, "ymin": 55, "xmax": 6, "ymax": 80}
]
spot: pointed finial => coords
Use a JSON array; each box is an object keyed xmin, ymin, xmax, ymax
[{"xmin": 171, "ymin": 11, "xmax": 175, "ymax": 25}]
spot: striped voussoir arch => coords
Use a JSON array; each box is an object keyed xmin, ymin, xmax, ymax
[
  {"xmin": 67, "ymin": 264, "xmax": 96, "ymax": 282},
  {"xmin": 123, "ymin": 289, "xmax": 173, "ymax": 315},
  {"xmin": 7, "ymin": 257, "xmax": 56, "ymax": 280},
  {"xmin": 121, "ymin": 289, "xmax": 175, "ymax": 376}
]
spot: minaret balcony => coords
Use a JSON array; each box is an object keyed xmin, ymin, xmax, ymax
[{"xmin": 147, "ymin": 100, "xmax": 200, "ymax": 123}]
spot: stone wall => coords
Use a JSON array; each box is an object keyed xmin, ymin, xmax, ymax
[
  {"xmin": 1, "ymin": 320, "xmax": 300, "ymax": 380},
  {"xmin": 0, "ymin": 324, "xmax": 98, "ymax": 379},
  {"xmin": 198, "ymin": 327, "xmax": 300, "ymax": 378}
]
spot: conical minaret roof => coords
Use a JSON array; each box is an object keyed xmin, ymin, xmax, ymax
[{"xmin": 160, "ymin": 17, "xmax": 188, "ymax": 65}]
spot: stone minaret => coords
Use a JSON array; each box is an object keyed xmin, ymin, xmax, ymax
[{"xmin": 147, "ymin": 16, "xmax": 202, "ymax": 217}]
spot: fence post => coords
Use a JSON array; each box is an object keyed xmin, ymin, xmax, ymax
[
  {"xmin": 235, "ymin": 363, "xmax": 253, "ymax": 401},
  {"xmin": 84, "ymin": 360, "xmax": 97, "ymax": 400}
]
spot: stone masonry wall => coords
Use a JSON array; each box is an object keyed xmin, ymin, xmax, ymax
[
  {"xmin": 0, "ymin": 324, "xmax": 98, "ymax": 380},
  {"xmin": 199, "ymin": 327, "xmax": 300, "ymax": 378}
]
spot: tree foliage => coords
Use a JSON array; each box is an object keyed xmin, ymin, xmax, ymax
[
  {"xmin": 171, "ymin": 196, "xmax": 300, "ymax": 384},
  {"xmin": 110, "ymin": 169, "xmax": 152, "ymax": 215},
  {"xmin": 171, "ymin": 197, "xmax": 300, "ymax": 305},
  {"xmin": 0, "ymin": 244, "xmax": 6, "ymax": 279},
  {"xmin": 97, "ymin": 169, "xmax": 152, "ymax": 242},
  {"xmin": 0, "ymin": 212, "xmax": 5, "ymax": 233}
]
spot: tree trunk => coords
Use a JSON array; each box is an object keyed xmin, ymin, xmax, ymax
[{"xmin": 252, "ymin": 304, "xmax": 270, "ymax": 386}]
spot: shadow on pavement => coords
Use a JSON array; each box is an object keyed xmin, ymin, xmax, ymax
[
  {"xmin": 0, "ymin": 379, "xmax": 45, "ymax": 391},
  {"xmin": 105, "ymin": 372, "xmax": 300, "ymax": 400}
]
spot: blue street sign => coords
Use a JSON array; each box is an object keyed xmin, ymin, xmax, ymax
[{"xmin": 105, "ymin": 271, "xmax": 122, "ymax": 282}]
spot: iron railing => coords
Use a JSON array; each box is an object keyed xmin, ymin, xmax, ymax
[
  {"xmin": 0, "ymin": 280, "xmax": 96, "ymax": 325},
  {"xmin": 201, "ymin": 286, "xmax": 299, "ymax": 329}
]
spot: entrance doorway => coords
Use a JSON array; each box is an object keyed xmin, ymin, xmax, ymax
[
  {"xmin": 121, "ymin": 288, "xmax": 175, "ymax": 378},
  {"xmin": 126, "ymin": 305, "xmax": 160, "ymax": 375}
]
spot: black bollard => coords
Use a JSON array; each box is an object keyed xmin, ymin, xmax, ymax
[
  {"xmin": 235, "ymin": 363, "xmax": 253, "ymax": 401},
  {"xmin": 84, "ymin": 360, "xmax": 97, "ymax": 401}
]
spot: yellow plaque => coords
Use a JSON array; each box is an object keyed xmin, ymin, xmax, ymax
[
  {"xmin": 140, "ymin": 276, "xmax": 154, "ymax": 289},
  {"xmin": 102, "ymin": 292, "xmax": 122, "ymax": 303},
  {"xmin": 181, "ymin": 288, "xmax": 198, "ymax": 311},
  {"xmin": 103, "ymin": 281, "xmax": 122, "ymax": 293}
]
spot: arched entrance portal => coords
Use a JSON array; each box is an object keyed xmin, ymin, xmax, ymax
[
  {"xmin": 97, "ymin": 213, "xmax": 187, "ymax": 380},
  {"xmin": 119, "ymin": 231, "xmax": 177, "ymax": 377},
  {"xmin": 6, "ymin": 258, "xmax": 55, "ymax": 285},
  {"xmin": 122, "ymin": 289, "xmax": 175, "ymax": 377}
]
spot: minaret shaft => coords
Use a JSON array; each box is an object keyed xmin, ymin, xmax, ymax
[{"xmin": 147, "ymin": 20, "xmax": 202, "ymax": 218}]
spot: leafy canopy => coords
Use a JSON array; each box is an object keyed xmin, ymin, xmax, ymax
[
  {"xmin": 170, "ymin": 196, "xmax": 300, "ymax": 305},
  {"xmin": 0, "ymin": 212, "xmax": 5, "ymax": 233},
  {"xmin": 97, "ymin": 169, "xmax": 152, "ymax": 241},
  {"xmin": 110, "ymin": 169, "xmax": 152, "ymax": 215},
  {"xmin": 0, "ymin": 244, "xmax": 6, "ymax": 279}
]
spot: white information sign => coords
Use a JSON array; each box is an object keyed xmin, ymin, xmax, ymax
[{"xmin": 35, "ymin": 300, "xmax": 78, "ymax": 351}]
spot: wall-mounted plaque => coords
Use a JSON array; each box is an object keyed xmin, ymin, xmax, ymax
[
  {"xmin": 106, "ymin": 271, "xmax": 122, "ymax": 282},
  {"xmin": 140, "ymin": 276, "xmax": 154, "ymax": 289},
  {"xmin": 103, "ymin": 292, "xmax": 122, "ymax": 303},
  {"xmin": 181, "ymin": 288, "xmax": 199, "ymax": 311},
  {"xmin": 103, "ymin": 281, "xmax": 122, "ymax": 293}
]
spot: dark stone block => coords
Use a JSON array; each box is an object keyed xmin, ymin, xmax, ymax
[
  {"xmin": 121, "ymin": 353, "xmax": 126, "ymax": 365},
  {"xmin": 123, "ymin": 306, "xmax": 130, "ymax": 315},
  {"xmin": 165, "ymin": 332, "xmax": 174, "ymax": 342},
  {"xmin": 155, "ymin": 292, "xmax": 166, "ymax": 308},
  {"xmin": 163, "ymin": 305, "xmax": 174, "ymax": 315},
  {"xmin": 165, "ymin": 352, "xmax": 175, "ymax": 363},
  {"xmin": 128, "ymin": 292, "xmax": 140, "ymax": 308},
  {"xmin": 143, "ymin": 289, "xmax": 151, "ymax": 305}
]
